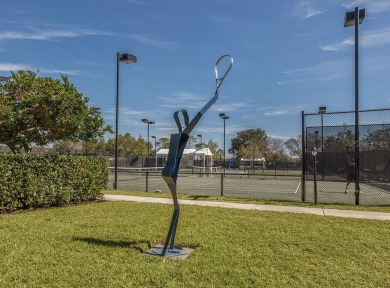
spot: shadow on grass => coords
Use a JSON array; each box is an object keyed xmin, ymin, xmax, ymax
[
  {"xmin": 73, "ymin": 237, "xmax": 151, "ymax": 252},
  {"xmin": 186, "ymin": 195, "xmax": 214, "ymax": 200}
]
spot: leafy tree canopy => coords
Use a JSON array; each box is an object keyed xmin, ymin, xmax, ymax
[
  {"xmin": 285, "ymin": 135, "xmax": 302, "ymax": 158},
  {"xmin": 228, "ymin": 128, "xmax": 267, "ymax": 160},
  {"xmin": 0, "ymin": 71, "xmax": 112, "ymax": 153}
]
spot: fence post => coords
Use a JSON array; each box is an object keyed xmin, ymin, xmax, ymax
[
  {"xmin": 221, "ymin": 173, "xmax": 224, "ymax": 196},
  {"xmin": 274, "ymin": 165, "xmax": 277, "ymax": 179},
  {"xmin": 146, "ymin": 171, "xmax": 149, "ymax": 192},
  {"xmin": 301, "ymin": 110, "xmax": 306, "ymax": 202}
]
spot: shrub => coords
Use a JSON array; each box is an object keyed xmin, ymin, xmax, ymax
[{"xmin": 0, "ymin": 154, "xmax": 108, "ymax": 212}]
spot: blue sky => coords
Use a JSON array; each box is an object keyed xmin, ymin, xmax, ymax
[{"xmin": 1, "ymin": 0, "xmax": 390, "ymax": 150}]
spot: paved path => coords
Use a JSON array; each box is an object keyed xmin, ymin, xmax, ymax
[{"xmin": 104, "ymin": 194, "xmax": 390, "ymax": 221}]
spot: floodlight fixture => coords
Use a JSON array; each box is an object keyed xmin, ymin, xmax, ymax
[
  {"xmin": 344, "ymin": 8, "xmax": 365, "ymax": 27},
  {"xmin": 318, "ymin": 106, "xmax": 326, "ymax": 114},
  {"xmin": 119, "ymin": 53, "xmax": 137, "ymax": 64},
  {"xmin": 219, "ymin": 113, "xmax": 230, "ymax": 120}
]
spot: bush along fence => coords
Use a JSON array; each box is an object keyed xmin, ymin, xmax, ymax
[{"xmin": 0, "ymin": 154, "xmax": 108, "ymax": 213}]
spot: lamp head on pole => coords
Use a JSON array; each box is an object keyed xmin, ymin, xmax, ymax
[
  {"xmin": 142, "ymin": 119, "xmax": 155, "ymax": 125},
  {"xmin": 311, "ymin": 147, "xmax": 318, "ymax": 157},
  {"xmin": 119, "ymin": 53, "xmax": 137, "ymax": 64},
  {"xmin": 219, "ymin": 113, "xmax": 230, "ymax": 120},
  {"xmin": 344, "ymin": 8, "xmax": 365, "ymax": 27},
  {"xmin": 319, "ymin": 106, "xmax": 326, "ymax": 114}
]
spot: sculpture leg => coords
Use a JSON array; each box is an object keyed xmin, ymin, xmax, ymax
[
  {"xmin": 150, "ymin": 177, "xmax": 188, "ymax": 257},
  {"xmin": 161, "ymin": 208, "xmax": 180, "ymax": 256}
]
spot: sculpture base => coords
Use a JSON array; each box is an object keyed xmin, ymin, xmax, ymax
[{"xmin": 144, "ymin": 244, "xmax": 194, "ymax": 259}]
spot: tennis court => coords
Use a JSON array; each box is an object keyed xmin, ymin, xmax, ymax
[{"xmin": 108, "ymin": 168, "xmax": 390, "ymax": 206}]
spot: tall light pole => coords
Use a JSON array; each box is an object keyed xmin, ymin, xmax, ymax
[
  {"xmin": 142, "ymin": 119, "xmax": 155, "ymax": 167},
  {"xmin": 311, "ymin": 148, "xmax": 318, "ymax": 205},
  {"xmin": 151, "ymin": 135, "xmax": 157, "ymax": 170},
  {"xmin": 197, "ymin": 134, "xmax": 202, "ymax": 148},
  {"xmin": 219, "ymin": 113, "xmax": 230, "ymax": 175},
  {"xmin": 314, "ymin": 130, "xmax": 319, "ymax": 148},
  {"xmin": 114, "ymin": 52, "xmax": 137, "ymax": 190},
  {"xmin": 319, "ymin": 106, "xmax": 326, "ymax": 180},
  {"xmin": 344, "ymin": 7, "xmax": 365, "ymax": 206}
]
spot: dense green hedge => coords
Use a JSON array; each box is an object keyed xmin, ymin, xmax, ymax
[{"xmin": 0, "ymin": 154, "xmax": 108, "ymax": 212}]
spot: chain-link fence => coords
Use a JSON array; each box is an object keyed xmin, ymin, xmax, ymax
[
  {"xmin": 108, "ymin": 168, "xmax": 303, "ymax": 203},
  {"xmin": 302, "ymin": 108, "xmax": 390, "ymax": 206}
]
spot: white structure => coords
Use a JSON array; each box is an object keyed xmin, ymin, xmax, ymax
[
  {"xmin": 194, "ymin": 148, "xmax": 213, "ymax": 173},
  {"xmin": 156, "ymin": 148, "xmax": 215, "ymax": 173},
  {"xmin": 156, "ymin": 148, "xmax": 196, "ymax": 157}
]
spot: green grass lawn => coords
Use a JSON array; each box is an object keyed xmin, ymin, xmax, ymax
[{"xmin": 1, "ymin": 200, "xmax": 389, "ymax": 287}]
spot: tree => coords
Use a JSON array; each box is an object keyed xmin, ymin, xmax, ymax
[
  {"xmin": 284, "ymin": 135, "xmax": 302, "ymax": 158},
  {"xmin": 266, "ymin": 137, "xmax": 287, "ymax": 162},
  {"xmin": 53, "ymin": 140, "xmax": 83, "ymax": 155},
  {"xmin": 361, "ymin": 126, "xmax": 390, "ymax": 150},
  {"xmin": 158, "ymin": 137, "xmax": 170, "ymax": 149},
  {"xmin": 187, "ymin": 135, "xmax": 197, "ymax": 148},
  {"xmin": 205, "ymin": 139, "xmax": 219, "ymax": 154},
  {"xmin": 105, "ymin": 133, "xmax": 148, "ymax": 158},
  {"xmin": 0, "ymin": 71, "xmax": 112, "ymax": 153},
  {"xmin": 229, "ymin": 128, "xmax": 268, "ymax": 161}
]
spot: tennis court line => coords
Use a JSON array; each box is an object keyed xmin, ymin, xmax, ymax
[{"xmin": 294, "ymin": 180, "xmax": 301, "ymax": 194}]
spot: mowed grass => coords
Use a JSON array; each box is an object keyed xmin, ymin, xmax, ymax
[{"xmin": 1, "ymin": 201, "xmax": 389, "ymax": 287}]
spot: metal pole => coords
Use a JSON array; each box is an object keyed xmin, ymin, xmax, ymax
[
  {"xmin": 314, "ymin": 154, "xmax": 318, "ymax": 204},
  {"xmin": 223, "ymin": 118, "xmax": 226, "ymax": 176},
  {"xmin": 114, "ymin": 52, "xmax": 120, "ymax": 190},
  {"xmin": 354, "ymin": 6, "xmax": 360, "ymax": 206},
  {"xmin": 321, "ymin": 114, "xmax": 324, "ymax": 180},
  {"xmin": 154, "ymin": 137, "xmax": 157, "ymax": 170},
  {"xmin": 301, "ymin": 111, "xmax": 306, "ymax": 202},
  {"xmin": 147, "ymin": 123, "xmax": 150, "ymax": 167}
]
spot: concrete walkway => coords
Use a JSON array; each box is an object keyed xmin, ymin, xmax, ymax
[{"xmin": 104, "ymin": 194, "xmax": 390, "ymax": 221}]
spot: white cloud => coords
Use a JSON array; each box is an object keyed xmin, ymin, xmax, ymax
[
  {"xmin": 38, "ymin": 69, "xmax": 80, "ymax": 75},
  {"xmin": 0, "ymin": 29, "xmax": 112, "ymax": 41},
  {"xmin": 158, "ymin": 91, "xmax": 209, "ymax": 109},
  {"xmin": 126, "ymin": 0, "xmax": 149, "ymax": 5},
  {"xmin": 0, "ymin": 63, "xmax": 80, "ymax": 75},
  {"xmin": 278, "ymin": 60, "xmax": 349, "ymax": 85},
  {"xmin": 293, "ymin": 1, "xmax": 327, "ymax": 19},
  {"xmin": 0, "ymin": 62, "xmax": 32, "ymax": 71},
  {"xmin": 106, "ymin": 107, "xmax": 145, "ymax": 117},
  {"xmin": 264, "ymin": 110, "xmax": 289, "ymax": 116},
  {"xmin": 212, "ymin": 102, "xmax": 247, "ymax": 112},
  {"xmin": 127, "ymin": 34, "xmax": 177, "ymax": 50},
  {"xmin": 342, "ymin": 0, "xmax": 390, "ymax": 13},
  {"xmin": 320, "ymin": 27, "xmax": 390, "ymax": 51}
]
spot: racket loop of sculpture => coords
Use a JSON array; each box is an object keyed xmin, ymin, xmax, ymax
[{"xmin": 151, "ymin": 55, "xmax": 233, "ymax": 257}]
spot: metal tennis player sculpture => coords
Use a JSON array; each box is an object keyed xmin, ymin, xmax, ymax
[{"xmin": 152, "ymin": 55, "xmax": 233, "ymax": 257}]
